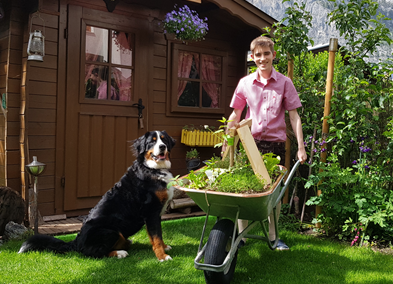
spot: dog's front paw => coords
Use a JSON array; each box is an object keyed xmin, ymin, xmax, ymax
[
  {"xmin": 159, "ymin": 254, "xmax": 173, "ymax": 262},
  {"xmin": 116, "ymin": 250, "xmax": 129, "ymax": 259},
  {"xmin": 164, "ymin": 245, "xmax": 172, "ymax": 251}
]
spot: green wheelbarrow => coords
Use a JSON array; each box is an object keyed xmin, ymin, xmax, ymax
[{"xmin": 174, "ymin": 160, "xmax": 301, "ymax": 284}]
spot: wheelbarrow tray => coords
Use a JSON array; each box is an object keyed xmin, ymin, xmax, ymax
[{"xmin": 175, "ymin": 166, "xmax": 287, "ymax": 222}]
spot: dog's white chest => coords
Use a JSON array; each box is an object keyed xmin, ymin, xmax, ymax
[{"xmin": 158, "ymin": 170, "xmax": 175, "ymax": 214}]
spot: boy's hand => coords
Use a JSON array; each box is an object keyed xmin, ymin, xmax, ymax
[{"xmin": 297, "ymin": 148, "xmax": 307, "ymax": 164}]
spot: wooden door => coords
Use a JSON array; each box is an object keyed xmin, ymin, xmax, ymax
[{"xmin": 63, "ymin": 6, "xmax": 149, "ymax": 211}]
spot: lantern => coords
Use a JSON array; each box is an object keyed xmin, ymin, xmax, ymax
[
  {"xmin": 27, "ymin": 13, "xmax": 45, "ymax": 61},
  {"xmin": 26, "ymin": 156, "xmax": 46, "ymax": 234}
]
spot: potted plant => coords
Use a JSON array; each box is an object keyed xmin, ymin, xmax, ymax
[
  {"xmin": 162, "ymin": 5, "xmax": 209, "ymax": 42},
  {"xmin": 186, "ymin": 148, "xmax": 201, "ymax": 172}
]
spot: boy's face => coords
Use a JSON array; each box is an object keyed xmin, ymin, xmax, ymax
[{"xmin": 251, "ymin": 46, "xmax": 276, "ymax": 78}]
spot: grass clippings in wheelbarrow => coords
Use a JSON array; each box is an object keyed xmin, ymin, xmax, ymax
[{"xmin": 174, "ymin": 151, "xmax": 284, "ymax": 194}]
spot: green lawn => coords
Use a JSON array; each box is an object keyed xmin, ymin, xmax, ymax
[{"xmin": 1, "ymin": 216, "xmax": 392, "ymax": 284}]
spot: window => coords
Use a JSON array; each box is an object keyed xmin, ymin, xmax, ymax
[
  {"xmin": 171, "ymin": 44, "xmax": 227, "ymax": 114},
  {"xmin": 84, "ymin": 25, "xmax": 134, "ymax": 102}
]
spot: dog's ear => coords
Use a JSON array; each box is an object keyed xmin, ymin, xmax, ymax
[
  {"xmin": 132, "ymin": 132, "xmax": 149, "ymax": 156},
  {"xmin": 162, "ymin": 130, "xmax": 176, "ymax": 151}
]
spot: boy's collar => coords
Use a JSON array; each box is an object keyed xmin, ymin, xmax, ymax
[{"xmin": 253, "ymin": 67, "xmax": 277, "ymax": 83}]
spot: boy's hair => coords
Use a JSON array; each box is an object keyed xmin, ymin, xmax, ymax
[{"xmin": 250, "ymin": 36, "xmax": 275, "ymax": 53}]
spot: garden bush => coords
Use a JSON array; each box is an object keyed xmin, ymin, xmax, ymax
[{"xmin": 268, "ymin": 0, "xmax": 393, "ymax": 244}]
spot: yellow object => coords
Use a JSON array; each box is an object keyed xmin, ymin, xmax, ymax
[{"xmin": 181, "ymin": 129, "xmax": 221, "ymax": 147}]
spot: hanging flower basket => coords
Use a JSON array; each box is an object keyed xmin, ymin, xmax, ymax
[{"xmin": 162, "ymin": 5, "xmax": 208, "ymax": 42}]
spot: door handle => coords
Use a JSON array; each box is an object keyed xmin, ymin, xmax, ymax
[{"xmin": 132, "ymin": 98, "xmax": 145, "ymax": 129}]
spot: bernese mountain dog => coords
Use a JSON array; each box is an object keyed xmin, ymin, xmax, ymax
[{"xmin": 19, "ymin": 131, "xmax": 176, "ymax": 261}]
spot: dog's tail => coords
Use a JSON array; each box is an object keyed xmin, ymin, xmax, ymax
[{"xmin": 18, "ymin": 234, "xmax": 76, "ymax": 254}]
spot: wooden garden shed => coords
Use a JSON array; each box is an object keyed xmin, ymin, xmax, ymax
[{"xmin": 0, "ymin": 0, "xmax": 277, "ymax": 218}]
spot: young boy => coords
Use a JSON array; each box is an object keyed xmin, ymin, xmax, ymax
[{"xmin": 225, "ymin": 36, "xmax": 307, "ymax": 250}]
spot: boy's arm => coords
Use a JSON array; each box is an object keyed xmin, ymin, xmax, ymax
[{"xmin": 288, "ymin": 109, "xmax": 307, "ymax": 164}]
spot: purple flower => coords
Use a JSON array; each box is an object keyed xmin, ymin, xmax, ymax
[
  {"xmin": 321, "ymin": 148, "xmax": 327, "ymax": 152},
  {"xmin": 360, "ymin": 146, "xmax": 371, "ymax": 153},
  {"xmin": 364, "ymin": 165, "xmax": 370, "ymax": 169},
  {"xmin": 304, "ymin": 141, "xmax": 307, "ymax": 146},
  {"xmin": 313, "ymin": 148, "xmax": 317, "ymax": 153},
  {"xmin": 350, "ymin": 139, "xmax": 355, "ymax": 143},
  {"xmin": 352, "ymin": 160, "xmax": 357, "ymax": 164}
]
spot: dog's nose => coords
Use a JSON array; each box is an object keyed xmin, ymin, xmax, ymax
[{"xmin": 159, "ymin": 144, "xmax": 166, "ymax": 152}]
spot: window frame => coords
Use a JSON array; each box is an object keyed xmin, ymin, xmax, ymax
[
  {"xmin": 79, "ymin": 20, "xmax": 136, "ymax": 106},
  {"xmin": 170, "ymin": 43, "xmax": 228, "ymax": 115}
]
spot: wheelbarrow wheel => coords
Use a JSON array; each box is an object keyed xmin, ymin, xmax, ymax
[{"xmin": 204, "ymin": 219, "xmax": 238, "ymax": 284}]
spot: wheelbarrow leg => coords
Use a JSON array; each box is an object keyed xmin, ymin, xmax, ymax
[{"xmin": 262, "ymin": 207, "xmax": 280, "ymax": 250}]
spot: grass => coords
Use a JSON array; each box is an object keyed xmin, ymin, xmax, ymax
[{"xmin": 1, "ymin": 216, "xmax": 393, "ymax": 284}]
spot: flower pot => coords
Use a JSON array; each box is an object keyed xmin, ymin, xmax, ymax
[
  {"xmin": 164, "ymin": 33, "xmax": 177, "ymax": 41},
  {"xmin": 186, "ymin": 158, "xmax": 201, "ymax": 172}
]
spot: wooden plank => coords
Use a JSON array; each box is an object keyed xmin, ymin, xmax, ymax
[
  {"xmin": 114, "ymin": 117, "xmax": 127, "ymax": 179},
  {"xmin": 153, "ymin": 55, "xmax": 166, "ymax": 68},
  {"xmin": 153, "ymin": 44, "xmax": 166, "ymax": 57},
  {"xmin": 89, "ymin": 115, "xmax": 103, "ymax": 197},
  {"xmin": 153, "ymin": 90, "xmax": 166, "ymax": 103},
  {"xmin": 101, "ymin": 116, "xmax": 115, "ymax": 195},
  {"xmin": 28, "ymin": 66, "xmax": 57, "ymax": 82},
  {"xmin": 236, "ymin": 124, "xmax": 271, "ymax": 184},
  {"xmin": 27, "ymin": 135, "xmax": 56, "ymax": 149},
  {"xmin": 28, "ymin": 122, "xmax": 56, "ymax": 136},
  {"xmin": 29, "ymin": 94, "xmax": 57, "ymax": 109},
  {"xmin": 29, "ymin": 54, "xmax": 58, "ymax": 69},
  {"xmin": 170, "ymin": 198, "xmax": 197, "ymax": 209},
  {"xmin": 77, "ymin": 115, "xmax": 89, "ymax": 198},
  {"xmin": 30, "ymin": 149, "xmax": 56, "ymax": 162},
  {"xmin": 153, "ymin": 67, "xmax": 166, "ymax": 80},
  {"xmin": 7, "ymin": 78, "xmax": 21, "ymax": 93},
  {"xmin": 153, "ymin": 102, "xmax": 166, "ymax": 114},
  {"xmin": 27, "ymin": 109, "xmax": 56, "ymax": 123},
  {"xmin": 29, "ymin": 81, "xmax": 57, "ymax": 96},
  {"xmin": 9, "ymin": 49, "xmax": 23, "ymax": 64},
  {"xmin": 43, "ymin": 214, "xmax": 67, "ymax": 222},
  {"xmin": 125, "ymin": 117, "xmax": 138, "ymax": 168}
]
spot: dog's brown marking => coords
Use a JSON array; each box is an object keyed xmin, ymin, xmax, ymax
[
  {"xmin": 155, "ymin": 190, "xmax": 168, "ymax": 204},
  {"xmin": 148, "ymin": 234, "xmax": 168, "ymax": 261},
  {"xmin": 108, "ymin": 251, "xmax": 119, "ymax": 257},
  {"xmin": 107, "ymin": 233, "xmax": 131, "ymax": 257},
  {"xmin": 145, "ymin": 149, "xmax": 154, "ymax": 161},
  {"xmin": 113, "ymin": 233, "xmax": 132, "ymax": 250}
]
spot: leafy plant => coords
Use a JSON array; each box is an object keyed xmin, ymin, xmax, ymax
[
  {"xmin": 213, "ymin": 117, "xmax": 233, "ymax": 148},
  {"xmin": 162, "ymin": 5, "xmax": 208, "ymax": 41},
  {"xmin": 186, "ymin": 148, "xmax": 199, "ymax": 160},
  {"xmin": 181, "ymin": 144, "xmax": 283, "ymax": 194}
]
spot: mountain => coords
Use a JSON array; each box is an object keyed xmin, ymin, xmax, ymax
[{"xmin": 247, "ymin": 0, "xmax": 393, "ymax": 63}]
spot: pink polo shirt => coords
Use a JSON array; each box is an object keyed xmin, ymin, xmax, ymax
[{"xmin": 230, "ymin": 67, "xmax": 302, "ymax": 142}]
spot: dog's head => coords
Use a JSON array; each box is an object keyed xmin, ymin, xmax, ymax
[{"xmin": 133, "ymin": 131, "xmax": 176, "ymax": 169}]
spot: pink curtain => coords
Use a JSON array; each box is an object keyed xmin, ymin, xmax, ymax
[
  {"xmin": 177, "ymin": 51, "xmax": 193, "ymax": 101},
  {"xmin": 177, "ymin": 51, "xmax": 200, "ymax": 101},
  {"xmin": 201, "ymin": 55, "xmax": 221, "ymax": 108}
]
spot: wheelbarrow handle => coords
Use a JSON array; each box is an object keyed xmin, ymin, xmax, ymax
[{"xmin": 275, "ymin": 160, "xmax": 301, "ymax": 205}]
